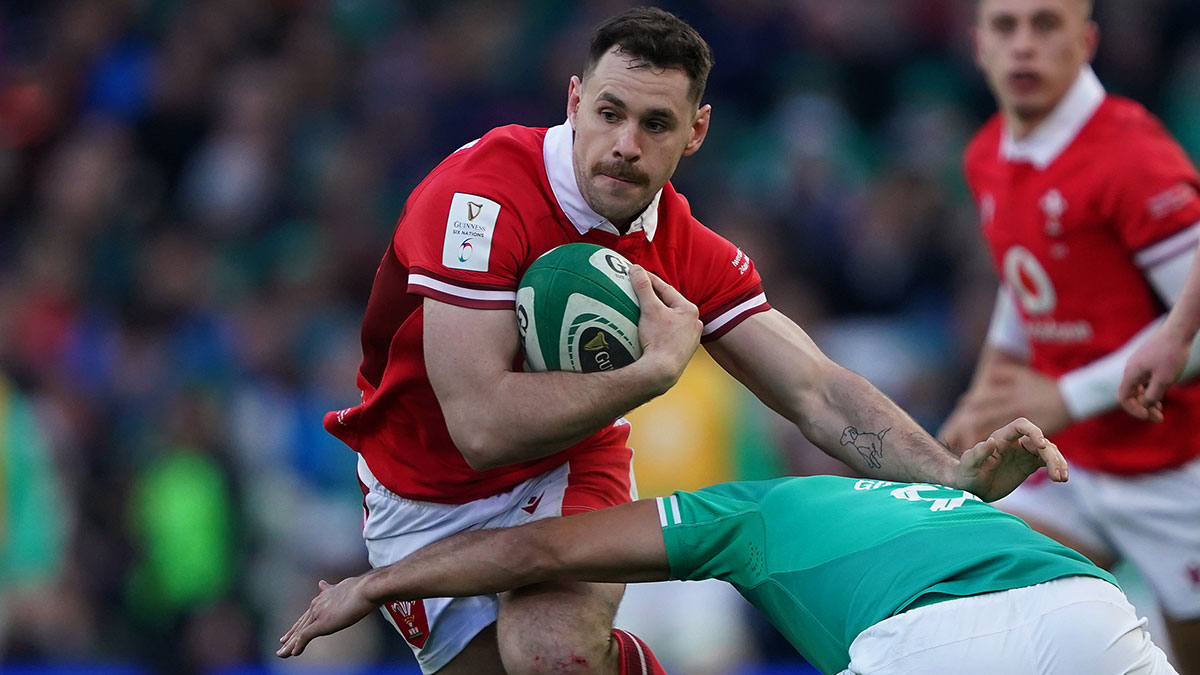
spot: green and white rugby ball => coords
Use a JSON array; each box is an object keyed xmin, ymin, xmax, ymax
[{"xmin": 516, "ymin": 243, "xmax": 641, "ymax": 373}]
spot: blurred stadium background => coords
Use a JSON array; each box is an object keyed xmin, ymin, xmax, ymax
[{"xmin": 1, "ymin": 0, "xmax": 1198, "ymax": 673}]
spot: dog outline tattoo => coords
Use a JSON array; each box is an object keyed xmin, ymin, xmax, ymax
[{"xmin": 841, "ymin": 426, "xmax": 890, "ymax": 469}]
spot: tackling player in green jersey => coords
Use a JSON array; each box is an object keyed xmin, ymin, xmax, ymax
[{"xmin": 278, "ymin": 420, "xmax": 1175, "ymax": 674}]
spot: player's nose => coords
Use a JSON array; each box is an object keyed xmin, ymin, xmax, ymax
[
  {"xmin": 1011, "ymin": 22, "xmax": 1038, "ymax": 55},
  {"xmin": 612, "ymin": 123, "xmax": 641, "ymax": 162}
]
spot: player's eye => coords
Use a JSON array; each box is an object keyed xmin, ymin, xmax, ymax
[
  {"xmin": 1032, "ymin": 13, "xmax": 1062, "ymax": 32},
  {"xmin": 645, "ymin": 120, "xmax": 668, "ymax": 133},
  {"xmin": 600, "ymin": 110, "xmax": 620, "ymax": 123},
  {"xmin": 990, "ymin": 15, "xmax": 1017, "ymax": 34}
]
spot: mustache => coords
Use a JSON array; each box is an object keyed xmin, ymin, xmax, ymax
[{"xmin": 593, "ymin": 161, "xmax": 648, "ymax": 185}]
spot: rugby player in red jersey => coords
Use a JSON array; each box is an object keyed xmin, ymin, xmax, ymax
[
  {"xmin": 328, "ymin": 7, "xmax": 1064, "ymax": 675},
  {"xmin": 941, "ymin": 1, "xmax": 1200, "ymax": 670}
]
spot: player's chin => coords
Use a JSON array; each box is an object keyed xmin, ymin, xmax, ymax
[
  {"xmin": 594, "ymin": 193, "xmax": 647, "ymax": 221},
  {"xmin": 1008, "ymin": 96, "xmax": 1053, "ymax": 121}
]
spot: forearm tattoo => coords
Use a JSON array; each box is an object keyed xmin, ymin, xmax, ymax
[{"xmin": 840, "ymin": 426, "xmax": 890, "ymax": 469}]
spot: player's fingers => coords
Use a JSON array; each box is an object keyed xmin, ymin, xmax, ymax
[
  {"xmin": 994, "ymin": 417, "xmax": 1048, "ymax": 447},
  {"xmin": 290, "ymin": 629, "xmax": 312, "ymax": 656},
  {"xmin": 277, "ymin": 634, "xmax": 297, "ymax": 658},
  {"xmin": 281, "ymin": 609, "xmax": 307, "ymax": 644},
  {"xmin": 1119, "ymin": 392, "xmax": 1152, "ymax": 420},
  {"xmin": 958, "ymin": 436, "xmax": 997, "ymax": 470},
  {"xmin": 1147, "ymin": 400, "xmax": 1164, "ymax": 423},
  {"xmin": 628, "ymin": 265, "xmax": 662, "ymax": 308},
  {"xmin": 289, "ymin": 612, "xmax": 320, "ymax": 655},
  {"xmin": 1134, "ymin": 396, "xmax": 1164, "ymax": 423},
  {"xmin": 1032, "ymin": 432, "xmax": 1070, "ymax": 480},
  {"xmin": 278, "ymin": 617, "xmax": 306, "ymax": 655},
  {"xmin": 1016, "ymin": 434, "xmax": 1048, "ymax": 463},
  {"xmin": 1144, "ymin": 377, "xmax": 1171, "ymax": 408},
  {"xmin": 646, "ymin": 270, "xmax": 693, "ymax": 310}
]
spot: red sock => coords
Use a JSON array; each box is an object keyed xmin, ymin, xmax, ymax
[{"xmin": 612, "ymin": 629, "xmax": 668, "ymax": 675}]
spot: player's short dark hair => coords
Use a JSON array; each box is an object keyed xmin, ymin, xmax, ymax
[{"xmin": 584, "ymin": 7, "xmax": 714, "ymax": 105}]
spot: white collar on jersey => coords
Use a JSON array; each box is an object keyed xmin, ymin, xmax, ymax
[
  {"xmin": 1000, "ymin": 66, "xmax": 1106, "ymax": 169},
  {"xmin": 543, "ymin": 120, "xmax": 662, "ymax": 241}
]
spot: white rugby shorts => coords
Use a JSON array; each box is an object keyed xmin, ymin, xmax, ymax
[
  {"xmin": 356, "ymin": 453, "xmax": 636, "ymax": 674},
  {"xmin": 841, "ymin": 576, "xmax": 1177, "ymax": 674},
  {"xmin": 994, "ymin": 455, "xmax": 1200, "ymax": 619}
]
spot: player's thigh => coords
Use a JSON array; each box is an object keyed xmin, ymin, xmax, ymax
[
  {"xmin": 992, "ymin": 469, "xmax": 1117, "ymax": 568},
  {"xmin": 496, "ymin": 581, "xmax": 625, "ymax": 672},
  {"xmin": 490, "ymin": 444, "xmax": 635, "ymax": 672},
  {"xmin": 435, "ymin": 624, "xmax": 506, "ymax": 675},
  {"xmin": 1090, "ymin": 458, "xmax": 1200, "ymax": 621}
]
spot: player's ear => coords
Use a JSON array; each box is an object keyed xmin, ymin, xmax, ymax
[
  {"xmin": 682, "ymin": 104, "xmax": 711, "ymax": 157},
  {"xmin": 1083, "ymin": 21, "xmax": 1099, "ymax": 62},
  {"xmin": 567, "ymin": 76, "xmax": 583, "ymax": 127}
]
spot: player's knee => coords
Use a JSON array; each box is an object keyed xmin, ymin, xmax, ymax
[
  {"xmin": 497, "ymin": 626, "xmax": 614, "ymax": 675},
  {"xmin": 497, "ymin": 584, "xmax": 622, "ymax": 675}
]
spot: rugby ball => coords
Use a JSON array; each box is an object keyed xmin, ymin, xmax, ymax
[{"xmin": 516, "ymin": 243, "xmax": 641, "ymax": 373}]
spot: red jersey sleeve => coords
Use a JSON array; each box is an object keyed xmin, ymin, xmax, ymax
[
  {"xmin": 666, "ymin": 194, "xmax": 769, "ymax": 341},
  {"xmin": 395, "ymin": 143, "xmax": 533, "ymax": 310},
  {"xmin": 1104, "ymin": 110, "xmax": 1200, "ymax": 253}
]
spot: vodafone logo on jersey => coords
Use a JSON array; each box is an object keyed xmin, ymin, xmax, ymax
[
  {"xmin": 1003, "ymin": 246, "xmax": 1056, "ymax": 316},
  {"xmin": 1002, "ymin": 245, "xmax": 1093, "ymax": 343}
]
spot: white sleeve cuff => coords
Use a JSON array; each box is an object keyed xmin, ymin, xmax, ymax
[{"xmin": 1057, "ymin": 350, "xmax": 1134, "ymax": 421}]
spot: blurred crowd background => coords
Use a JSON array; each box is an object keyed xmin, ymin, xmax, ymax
[{"xmin": 1, "ymin": 0, "xmax": 1198, "ymax": 673}]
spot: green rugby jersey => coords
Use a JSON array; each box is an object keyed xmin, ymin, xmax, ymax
[{"xmin": 658, "ymin": 476, "xmax": 1116, "ymax": 675}]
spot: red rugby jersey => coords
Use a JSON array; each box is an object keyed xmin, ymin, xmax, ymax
[
  {"xmin": 965, "ymin": 68, "xmax": 1200, "ymax": 474},
  {"xmin": 325, "ymin": 122, "xmax": 770, "ymax": 502}
]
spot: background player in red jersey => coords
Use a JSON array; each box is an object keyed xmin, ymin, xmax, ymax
[
  {"xmin": 941, "ymin": 0, "xmax": 1200, "ymax": 670},
  {"xmin": 331, "ymin": 8, "xmax": 1067, "ymax": 675}
]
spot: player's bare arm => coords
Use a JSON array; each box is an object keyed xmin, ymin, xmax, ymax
[
  {"xmin": 706, "ymin": 311, "xmax": 1064, "ymax": 499},
  {"xmin": 426, "ymin": 265, "xmax": 700, "ymax": 470},
  {"xmin": 1121, "ymin": 245, "xmax": 1200, "ymax": 420},
  {"xmin": 277, "ymin": 500, "xmax": 669, "ymax": 658},
  {"xmin": 707, "ymin": 309, "xmax": 960, "ymax": 482}
]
